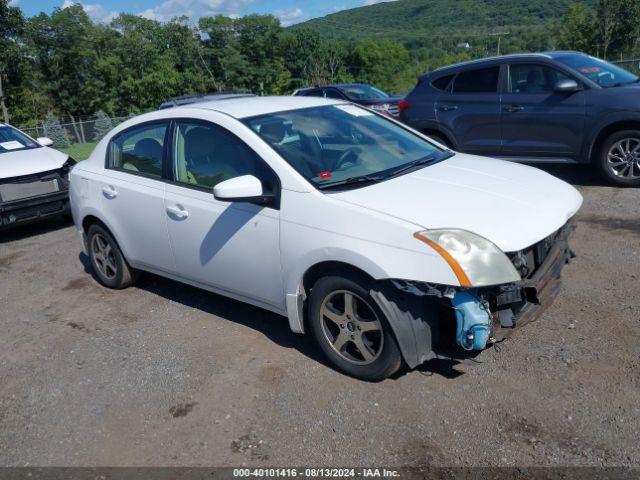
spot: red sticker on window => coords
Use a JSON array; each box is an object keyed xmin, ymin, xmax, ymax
[{"xmin": 318, "ymin": 171, "xmax": 332, "ymax": 179}]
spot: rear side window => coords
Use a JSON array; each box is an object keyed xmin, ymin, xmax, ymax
[
  {"xmin": 324, "ymin": 89, "xmax": 344, "ymax": 99},
  {"xmin": 452, "ymin": 66, "xmax": 500, "ymax": 93},
  {"xmin": 109, "ymin": 123, "xmax": 167, "ymax": 178},
  {"xmin": 431, "ymin": 74, "xmax": 454, "ymax": 92},
  {"xmin": 302, "ymin": 89, "xmax": 323, "ymax": 97}
]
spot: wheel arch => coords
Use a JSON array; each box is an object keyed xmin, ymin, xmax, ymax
[
  {"xmin": 421, "ymin": 128, "xmax": 455, "ymax": 149},
  {"xmin": 588, "ymin": 120, "xmax": 640, "ymax": 163},
  {"xmin": 79, "ymin": 211, "xmax": 131, "ymax": 261}
]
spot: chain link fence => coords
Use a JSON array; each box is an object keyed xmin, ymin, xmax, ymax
[
  {"xmin": 18, "ymin": 115, "xmax": 134, "ymax": 145},
  {"xmin": 612, "ymin": 58, "xmax": 640, "ymax": 76}
]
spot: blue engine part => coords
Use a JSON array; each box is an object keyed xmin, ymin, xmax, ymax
[{"xmin": 452, "ymin": 291, "xmax": 491, "ymax": 350}]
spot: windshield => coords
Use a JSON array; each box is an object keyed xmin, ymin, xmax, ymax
[
  {"xmin": 0, "ymin": 126, "xmax": 41, "ymax": 154},
  {"xmin": 341, "ymin": 85, "xmax": 389, "ymax": 101},
  {"xmin": 244, "ymin": 104, "xmax": 450, "ymax": 188},
  {"xmin": 554, "ymin": 53, "xmax": 638, "ymax": 87}
]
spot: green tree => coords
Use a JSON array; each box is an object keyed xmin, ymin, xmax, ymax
[
  {"xmin": 596, "ymin": 0, "xmax": 640, "ymax": 58},
  {"xmin": 43, "ymin": 112, "xmax": 69, "ymax": 148},
  {"xmin": 0, "ymin": 0, "xmax": 26, "ymax": 123},
  {"xmin": 555, "ymin": 3, "xmax": 596, "ymax": 53},
  {"xmin": 93, "ymin": 110, "xmax": 113, "ymax": 141},
  {"xmin": 28, "ymin": 5, "xmax": 101, "ymax": 140}
]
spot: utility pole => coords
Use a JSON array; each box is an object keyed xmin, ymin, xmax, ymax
[
  {"xmin": 491, "ymin": 31, "xmax": 509, "ymax": 56},
  {"xmin": 0, "ymin": 72, "xmax": 9, "ymax": 124}
]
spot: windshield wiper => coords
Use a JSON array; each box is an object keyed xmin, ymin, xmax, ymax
[
  {"xmin": 387, "ymin": 153, "xmax": 448, "ymax": 179},
  {"xmin": 317, "ymin": 175, "xmax": 385, "ymax": 190}
]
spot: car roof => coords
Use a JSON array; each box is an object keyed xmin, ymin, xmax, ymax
[
  {"xmin": 159, "ymin": 93, "xmax": 256, "ymax": 109},
  {"xmin": 180, "ymin": 95, "xmax": 344, "ymax": 119},
  {"xmin": 427, "ymin": 52, "xmax": 554, "ymax": 78}
]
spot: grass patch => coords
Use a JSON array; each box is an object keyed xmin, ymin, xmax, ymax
[{"xmin": 60, "ymin": 141, "xmax": 97, "ymax": 161}]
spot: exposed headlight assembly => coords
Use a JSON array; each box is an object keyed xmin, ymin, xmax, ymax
[{"xmin": 414, "ymin": 229, "xmax": 521, "ymax": 287}]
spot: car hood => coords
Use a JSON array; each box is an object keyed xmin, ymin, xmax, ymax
[
  {"xmin": 328, "ymin": 153, "xmax": 583, "ymax": 252},
  {"xmin": 0, "ymin": 147, "xmax": 69, "ymax": 178}
]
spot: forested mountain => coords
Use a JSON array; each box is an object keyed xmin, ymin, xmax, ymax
[{"xmin": 295, "ymin": 0, "xmax": 597, "ymax": 43}]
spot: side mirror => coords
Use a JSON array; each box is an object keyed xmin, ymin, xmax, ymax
[
  {"xmin": 554, "ymin": 79, "xmax": 580, "ymax": 93},
  {"xmin": 213, "ymin": 175, "xmax": 274, "ymax": 205},
  {"xmin": 37, "ymin": 137, "xmax": 54, "ymax": 147}
]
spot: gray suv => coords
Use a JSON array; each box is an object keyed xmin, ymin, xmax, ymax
[{"xmin": 400, "ymin": 51, "xmax": 640, "ymax": 186}]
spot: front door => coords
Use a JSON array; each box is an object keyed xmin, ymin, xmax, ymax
[
  {"xmin": 500, "ymin": 62, "xmax": 586, "ymax": 157},
  {"xmin": 435, "ymin": 65, "xmax": 502, "ymax": 154},
  {"xmin": 163, "ymin": 120, "xmax": 284, "ymax": 309},
  {"xmin": 100, "ymin": 121, "xmax": 175, "ymax": 273}
]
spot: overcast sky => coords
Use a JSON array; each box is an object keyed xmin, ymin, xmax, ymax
[{"xmin": 11, "ymin": 0, "xmax": 392, "ymax": 26}]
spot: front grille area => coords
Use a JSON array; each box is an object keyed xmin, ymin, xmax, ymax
[
  {"xmin": 0, "ymin": 170, "xmax": 64, "ymax": 203},
  {"xmin": 507, "ymin": 221, "xmax": 573, "ymax": 280}
]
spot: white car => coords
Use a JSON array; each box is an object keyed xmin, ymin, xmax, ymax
[
  {"xmin": 0, "ymin": 123, "xmax": 75, "ymax": 228},
  {"xmin": 69, "ymin": 96, "xmax": 582, "ymax": 381}
]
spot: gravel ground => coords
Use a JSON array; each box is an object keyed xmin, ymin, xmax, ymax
[{"xmin": 0, "ymin": 164, "xmax": 638, "ymax": 467}]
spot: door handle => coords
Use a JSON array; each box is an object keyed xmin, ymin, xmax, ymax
[
  {"xmin": 166, "ymin": 205, "xmax": 189, "ymax": 219},
  {"xmin": 102, "ymin": 185, "xmax": 117, "ymax": 199},
  {"xmin": 504, "ymin": 104, "xmax": 524, "ymax": 113},
  {"xmin": 439, "ymin": 105, "xmax": 458, "ymax": 112}
]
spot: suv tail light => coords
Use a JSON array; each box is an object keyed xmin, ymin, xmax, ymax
[{"xmin": 398, "ymin": 100, "xmax": 411, "ymax": 112}]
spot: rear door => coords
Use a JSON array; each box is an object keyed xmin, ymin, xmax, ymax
[
  {"xmin": 500, "ymin": 62, "xmax": 586, "ymax": 157},
  {"xmin": 100, "ymin": 121, "xmax": 175, "ymax": 273},
  {"xmin": 435, "ymin": 65, "xmax": 502, "ymax": 154}
]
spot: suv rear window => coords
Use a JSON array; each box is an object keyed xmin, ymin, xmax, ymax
[
  {"xmin": 452, "ymin": 66, "xmax": 500, "ymax": 93},
  {"xmin": 431, "ymin": 74, "xmax": 454, "ymax": 91}
]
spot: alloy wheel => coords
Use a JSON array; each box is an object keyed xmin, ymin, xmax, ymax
[
  {"xmin": 607, "ymin": 137, "xmax": 640, "ymax": 179},
  {"xmin": 320, "ymin": 290, "xmax": 384, "ymax": 365},
  {"xmin": 91, "ymin": 233, "xmax": 117, "ymax": 280}
]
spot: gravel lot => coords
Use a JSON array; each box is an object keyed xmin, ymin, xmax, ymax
[{"xmin": 0, "ymin": 164, "xmax": 638, "ymax": 467}]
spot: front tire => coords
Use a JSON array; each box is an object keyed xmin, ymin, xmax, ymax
[
  {"xmin": 87, "ymin": 224, "xmax": 137, "ymax": 289},
  {"xmin": 307, "ymin": 276, "xmax": 402, "ymax": 381},
  {"xmin": 598, "ymin": 130, "xmax": 640, "ymax": 186}
]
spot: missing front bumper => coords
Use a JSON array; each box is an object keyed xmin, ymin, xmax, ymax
[
  {"xmin": 381, "ymin": 219, "xmax": 576, "ymax": 366},
  {"xmin": 0, "ymin": 191, "xmax": 70, "ymax": 228}
]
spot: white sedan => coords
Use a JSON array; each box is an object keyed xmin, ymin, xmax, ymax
[
  {"xmin": 69, "ymin": 96, "xmax": 582, "ymax": 380},
  {"xmin": 0, "ymin": 123, "xmax": 75, "ymax": 228}
]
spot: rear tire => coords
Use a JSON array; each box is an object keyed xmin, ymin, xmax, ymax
[
  {"xmin": 598, "ymin": 130, "xmax": 640, "ymax": 187},
  {"xmin": 87, "ymin": 224, "xmax": 137, "ymax": 289},
  {"xmin": 307, "ymin": 276, "xmax": 402, "ymax": 381}
]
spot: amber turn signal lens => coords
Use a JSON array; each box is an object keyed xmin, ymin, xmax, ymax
[{"xmin": 413, "ymin": 231, "xmax": 472, "ymax": 287}]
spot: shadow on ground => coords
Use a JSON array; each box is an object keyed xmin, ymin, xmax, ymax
[
  {"xmin": 0, "ymin": 216, "xmax": 73, "ymax": 244},
  {"xmin": 78, "ymin": 252, "xmax": 473, "ymax": 381},
  {"xmin": 78, "ymin": 252, "xmax": 331, "ymax": 373},
  {"xmin": 526, "ymin": 163, "xmax": 604, "ymax": 187}
]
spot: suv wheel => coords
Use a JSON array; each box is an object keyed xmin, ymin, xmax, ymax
[
  {"xmin": 599, "ymin": 130, "xmax": 640, "ymax": 186},
  {"xmin": 307, "ymin": 276, "xmax": 402, "ymax": 381},
  {"xmin": 87, "ymin": 224, "xmax": 137, "ymax": 289}
]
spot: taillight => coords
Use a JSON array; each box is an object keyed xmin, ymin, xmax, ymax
[{"xmin": 398, "ymin": 100, "xmax": 411, "ymax": 112}]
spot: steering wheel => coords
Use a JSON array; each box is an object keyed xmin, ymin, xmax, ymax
[{"xmin": 335, "ymin": 147, "xmax": 362, "ymax": 170}]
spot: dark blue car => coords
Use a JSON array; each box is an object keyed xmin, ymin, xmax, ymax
[{"xmin": 400, "ymin": 51, "xmax": 640, "ymax": 186}]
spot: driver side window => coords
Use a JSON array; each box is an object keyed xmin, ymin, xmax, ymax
[
  {"xmin": 172, "ymin": 121, "xmax": 278, "ymax": 192},
  {"xmin": 508, "ymin": 64, "xmax": 572, "ymax": 94}
]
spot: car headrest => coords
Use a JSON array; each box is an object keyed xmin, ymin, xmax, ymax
[
  {"xmin": 184, "ymin": 126, "xmax": 213, "ymax": 160},
  {"xmin": 133, "ymin": 138, "xmax": 163, "ymax": 160},
  {"xmin": 527, "ymin": 69, "xmax": 544, "ymax": 85},
  {"xmin": 260, "ymin": 122, "xmax": 286, "ymax": 144}
]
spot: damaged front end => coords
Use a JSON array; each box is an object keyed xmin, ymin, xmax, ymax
[
  {"xmin": 0, "ymin": 158, "xmax": 76, "ymax": 228},
  {"xmin": 375, "ymin": 219, "xmax": 576, "ymax": 368}
]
